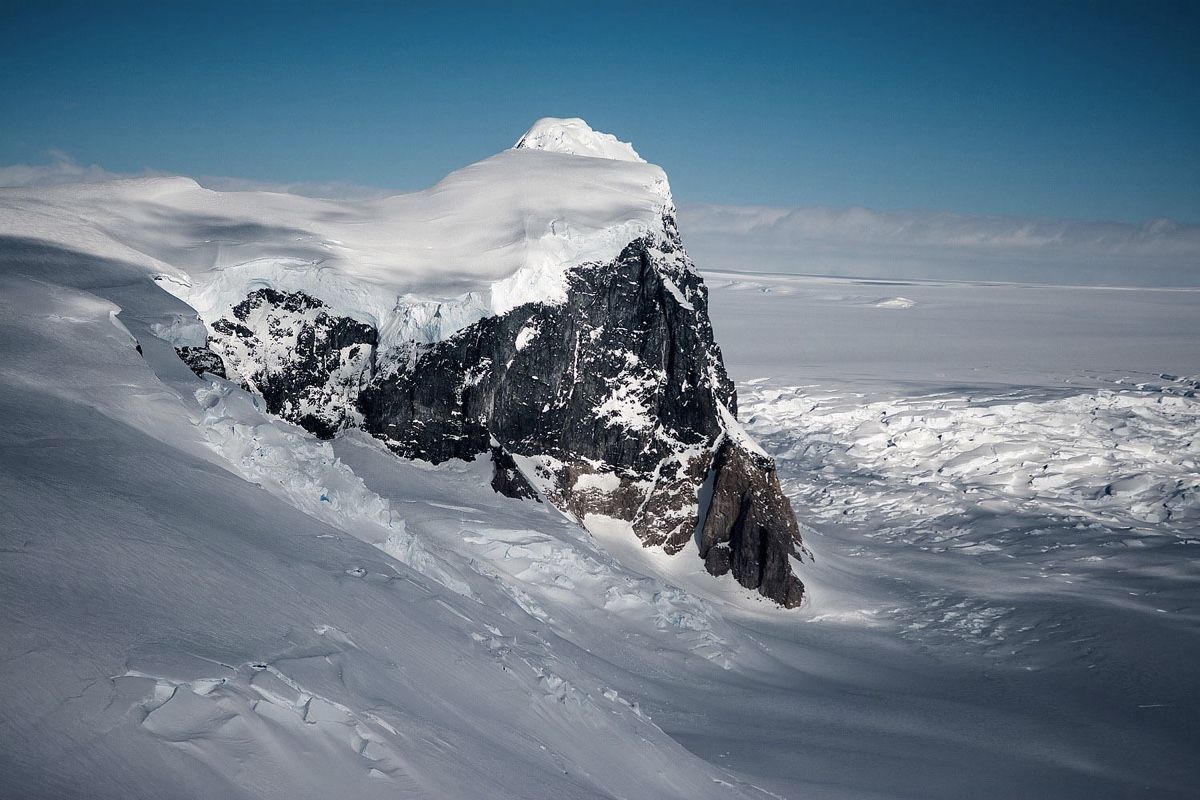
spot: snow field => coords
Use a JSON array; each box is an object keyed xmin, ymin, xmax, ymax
[{"xmin": 0, "ymin": 254, "xmax": 773, "ymax": 799}]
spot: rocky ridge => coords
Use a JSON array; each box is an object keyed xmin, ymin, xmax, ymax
[{"xmin": 184, "ymin": 121, "xmax": 808, "ymax": 606}]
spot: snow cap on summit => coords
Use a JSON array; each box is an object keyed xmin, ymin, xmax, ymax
[{"xmin": 514, "ymin": 118, "xmax": 645, "ymax": 163}]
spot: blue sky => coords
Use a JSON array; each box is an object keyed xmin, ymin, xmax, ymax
[{"xmin": 1, "ymin": 1, "xmax": 1197, "ymax": 223}]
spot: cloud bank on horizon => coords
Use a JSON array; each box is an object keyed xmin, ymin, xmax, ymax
[
  {"xmin": 677, "ymin": 203, "xmax": 1200, "ymax": 288},
  {"xmin": 3, "ymin": 153, "xmax": 1197, "ymax": 288}
]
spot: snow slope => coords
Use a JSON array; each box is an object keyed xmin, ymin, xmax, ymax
[
  {"xmin": 0, "ymin": 243, "xmax": 774, "ymax": 799},
  {"xmin": 0, "ymin": 119, "xmax": 672, "ymax": 349}
]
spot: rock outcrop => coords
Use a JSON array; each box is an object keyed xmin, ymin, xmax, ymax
[
  {"xmin": 698, "ymin": 438, "xmax": 806, "ymax": 607},
  {"xmin": 209, "ymin": 288, "xmax": 376, "ymax": 438},
  {"xmin": 183, "ymin": 122, "xmax": 808, "ymax": 607},
  {"xmin": 194, "ymin": 224, "xmax": 807, "ymax": 607},
  {"xmin": 356, "ymin": 224, "xmax": 737, "ymax": 553},
  {"xmin": 176, "ymin": 345, "xmax": 227, "ymax": 379}
]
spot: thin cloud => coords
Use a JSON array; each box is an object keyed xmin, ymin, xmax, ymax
[
  {"xmin": 0, "ymin": 152, "xmax": 396, "ymax": 200},
  {"xmin": 0, "ymin": 151, "xmax": 148, "ymax": 187},
  {"xmin": 677, "ymin": 203, "xmax": 1200, "ymax": 287},
  {"xmin": 4, "ymin": 154, "xmax": 1196, "ymax": 286},
  {"xmin": 195, "ymin": 175, "xmax": 396, "ymax": 201}
]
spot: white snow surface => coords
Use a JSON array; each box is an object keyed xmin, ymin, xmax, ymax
[
  {"xmin": 513, "ymin": 117, "xmax": 646, "ymax": 162},
  {"xmin": 0, "ymin": 119, "xmax": 671, "ymax": 349},
  {"xmin": 0, "ymin": 248, "xmax": 764, "ymax": 800}
]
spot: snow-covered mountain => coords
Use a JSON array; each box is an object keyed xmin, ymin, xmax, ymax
[
  {"xmin": 0, "ymin": 117, "xmax": 806, "ymax": 607},
  {"xmin": 0, "ymin": 119, "xmax": 803, "ymax": 799}
]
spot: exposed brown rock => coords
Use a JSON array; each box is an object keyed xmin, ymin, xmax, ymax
[{"xmin": 698, "ymin": 438, "xmax": 806, "ymax": 608}]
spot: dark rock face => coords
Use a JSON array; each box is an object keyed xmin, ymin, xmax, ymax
[
  {"xmin": 176, "ymin": 346, "xmax": 226, "ymax": 379},
  {"xmin": 208, "ymin": 288, "xmax": 376, "ymax": 438},
  {"xmin": 698, "ymin": 439, "xmax": 807, "ymax": 608},
  {"xmin": 490, "ymin": 445, "xmax": 540, "ymax": 501},
  {"xmin": 360, "ymin": 235, "xmax": 742, "ymax": 551},
  {"xmin": 192, "ymin": 224, "xmax": 807, "ymax": 606}
]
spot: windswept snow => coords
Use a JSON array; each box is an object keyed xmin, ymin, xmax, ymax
[{"xmin": 0, "ymin": 120, "xmax": 673, "ymax": 351}]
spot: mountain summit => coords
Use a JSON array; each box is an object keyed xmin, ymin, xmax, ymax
[{"xmin": 513, "ymin": 117, "xmax": 646, "ymax": 162}]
